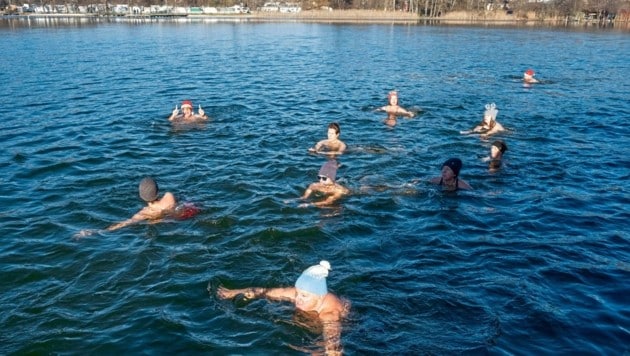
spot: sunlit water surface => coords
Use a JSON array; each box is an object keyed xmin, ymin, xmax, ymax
[{"xmin": 0, "ymin": 17, "xmax": 629, "ymax": 354}]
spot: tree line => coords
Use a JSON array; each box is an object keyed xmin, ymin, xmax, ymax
[{"xmin": 3, "ymin": 0, "xmax": 629, "ymax": 20}]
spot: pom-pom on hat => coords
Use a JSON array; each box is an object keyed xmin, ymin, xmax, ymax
[
  {"xmin": 295, "ymin": 260, "xmax": 331, "ymax": 296},
  {"xmin": 492, "ymin": 140, "xmax": 508, "ymax": 154},
  {"xmin": 442, "ymin": 158, "xmax": 463, "ymax": 177},
  {"xmin": 139, "ymin": 177, "xmax": 159, "ymax": 202},
  {"xmin": 318, "ymin": 160, "xmax": 338, "ymax": 182},
  {"xmin": 525, "ymin": 69, "xmax": 535, "ymax": 76},
  {"xmin": 181, "ymin": 100, "xmax": 193, "ymax": 109}
]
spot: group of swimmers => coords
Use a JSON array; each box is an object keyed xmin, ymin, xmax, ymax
[{"xmin": 76, "ymin": 69, "xmax": 538, "ymax": 355}]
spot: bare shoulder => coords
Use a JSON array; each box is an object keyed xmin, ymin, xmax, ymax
[
  {"xmin": 160, "ymin": 192, "xmax": 177, "ymax": 208},
  {"xmin": 429, "ymin": 177, "xmax": 441, "ymax": 184},
  {"xmin": 320, "ymin": 293, "xmax": 346, "ymax": 321},
  {"xmin": 459, "ymin": 180, "xmax": 473, "ymax": 190}
]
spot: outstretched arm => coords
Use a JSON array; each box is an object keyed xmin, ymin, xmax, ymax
[
  {"xmin": 398, "ymin": 107, "xmax": 415, "ymax": 118},
  {"xmin": 105, "ymin": 211, "xmax": 146, "ymax": 232},
  {"xmin": 217, "ymin": 286, "xmax": 296, "ymax": 303}
]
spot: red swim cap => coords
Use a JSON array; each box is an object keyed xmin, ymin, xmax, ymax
[{"xmin": 525, "ymin": 69, "xmax": 535, "ymax": 76}]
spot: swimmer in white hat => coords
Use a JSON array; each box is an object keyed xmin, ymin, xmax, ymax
[{"xmin": 217, "ymin": 260, "xmax": 349, "ymax": 354}]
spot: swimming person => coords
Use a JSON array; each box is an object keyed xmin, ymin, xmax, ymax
[
  {"xmin": 377, "ymin": 90, "xmax": 415, "ymax": 126},
  {"xmin": 430, "ymin": 158, "xmax": 473, "ymax": 191},
  {"xmin": 217, "ymin": 260, "xmax": 349, "ymax": 355},
  {"xmin": 75, "ymin": 177, "xmax": 177, "ymax": 238},
  {"xmin": 309, "ymin": 122, "xmax": 347, "ymax": 155},
  {"xmin": 168, "ymin": 100, "xmax": 208, "ymax": 122},
  {"xmin": 523, "ymin": 69, "xmax": 539, "ymax": 84},
  {"xmin": 463, "ymin": 103, "xmax": 505, "ymax": 136},
  {"xmin": 300, "ymin": 160, "xmax": 349, "ymax": 207},
  {"xmin": 488, "ymin": 140, "xmax": 508, "ymax": 170}
]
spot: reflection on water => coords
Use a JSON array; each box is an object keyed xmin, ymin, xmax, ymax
[{"xmin": 0, "ymin": 19, "xmax": 629, "ymax": 355}]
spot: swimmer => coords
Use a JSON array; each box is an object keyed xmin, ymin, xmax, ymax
[
  {"xmin": 488, "ymin": 140, "xmax": 508, "ymax": 170},
  {"xmin": 169, "ymin": 100, "xmax": 208, "ymax": 122},
  {"xmin": 75, "ymin": 177, "xmax": 177, "ymax": 238},
  {"xmin": 217, "ymin": 260, "xmax": 349, "ymax": 355},
  {"xmin": 430, "ymin": 158, "xmax": 473, "ymax": 191},
  {"xmin": 463, "ymin": 103, "xmax": 504, "ymax": 136},
  {"xmin": 309, "ymin": 122, "xmax": 347, "ymax": 155},
  {"xmin": 300, "ymin": 160, "xmax": 349, "ymax": 207},
  {"xmin": 523, "ymin": 69, "xmax": 539, "ymax": 84},
  {"xmin": 377, "ymin": 91, "xmax": 414, "ymax": 127}
]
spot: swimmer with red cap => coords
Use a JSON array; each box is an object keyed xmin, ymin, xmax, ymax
[
  {"xmin": 523, "ymin": 69, "xmax": 539, "ymax": 84},
  {"xmin": 169, "ymin": 100, "xmax": 208, "ymax": 122}
]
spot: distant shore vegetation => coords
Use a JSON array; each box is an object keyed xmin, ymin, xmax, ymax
[{"xmin": 2, "ymin": 0, "xmax": 629, "ymax": 24}]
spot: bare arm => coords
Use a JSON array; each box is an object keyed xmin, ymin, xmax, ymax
[
  {"xmin": 217, "ymin": 286, "xmax": 296, "ymax": 303},
  {"xmin": 105, "ymin": 211, "xmax": 146, "ymax": 232},
  {"xmin": 458, "ymin": 179, "xmax": 473, "ymax": 190},
  {"xmin": 398, "ymin": 107, "xmax": 414, "ymax": 118},
  {"xmin": 313, "ymin": 187, "xmax": 348, "ymax": 207},
  {"xmin": 301, "ymin": 185, "xmax": 315, "ymax": 200},
  {"xmin": 322, "ymin": 320, "xmax": 343, "ymax": 356},
  {"xmin": 168, "ymin": 106, "xmax": 180, "ymax": 121}
]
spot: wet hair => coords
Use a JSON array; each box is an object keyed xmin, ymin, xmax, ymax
[
  {"xmin": 492, "ymin": 140, "xmax": 508, "ymax": 154},
  {"xmin": 442, "ymin": 158, "xmax": 463, "ymax": 177},
  {"xmin": 139, "ymin": 177, "xmax": 159, "ymax": 202},
  {"xmin": 328, "ymin": 122, "xmax": 340, "ymax": 135}
]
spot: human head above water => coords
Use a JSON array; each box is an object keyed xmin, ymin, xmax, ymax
[
  {"xmin": 442, "ymin": 158, "xmax": 462, "ymax": 177},
  {"xmin": 318, "ymin": 160, "xmax": 338, "ymax": 182},
  {"xmin": 295, "ymin": 260, "xmax": 331, "ymax": 296},
  {"xmin": 139, "ymin": 177, "xmax": 159, "ymax": 202},
  {"xmin": 492, "ymin": 140, "xmax": 508, "ymax": 154},
  {"xmin": 524, "ymin": 69, "xmax": 535, "ymax": 77},
  {"xmin": 387, "ymin": 90, "xmax": 399, "ymax": 105},
  {"xmin": 328, "ymin": 122, "xmax": 341, "ymax": 135},
  {"xmin": 181, "ymin": 100, "xmax": 193, "ymax": 110}
]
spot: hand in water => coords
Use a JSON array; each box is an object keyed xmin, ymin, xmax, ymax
[
  {"xmin": 74, "ymin": 229, "xmax": 96, "ymax": 240},
  {"xmin": 216, "ymin": 285, "xmax": 239, "ymax": 299}
]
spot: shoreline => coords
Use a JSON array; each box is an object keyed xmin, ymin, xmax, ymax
[{"xmin": 4, "ymin": 9, "xmax": 627, "ymax": 27}]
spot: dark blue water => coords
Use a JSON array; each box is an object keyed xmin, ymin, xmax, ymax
[{"xmin": 1, "ymin": 17, "xmax": 629, "ymax": 354}]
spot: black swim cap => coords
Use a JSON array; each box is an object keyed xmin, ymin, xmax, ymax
[
  {"xmin": 139, "ymin": 177, "xmax": 158, "ymax": 202},
  {"xmin": 442, "ymin": 158, "xmax": 462, "ymax": 177}
]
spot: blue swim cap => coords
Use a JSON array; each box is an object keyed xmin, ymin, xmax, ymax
[{"xmin": 295, "ymin": 261, "xmax": 331, "ymax": 296}]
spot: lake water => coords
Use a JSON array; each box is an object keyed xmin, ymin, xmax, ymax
[{"xmin": 1, "ymin": 17, "xmax": 629, "ymax": 354}]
